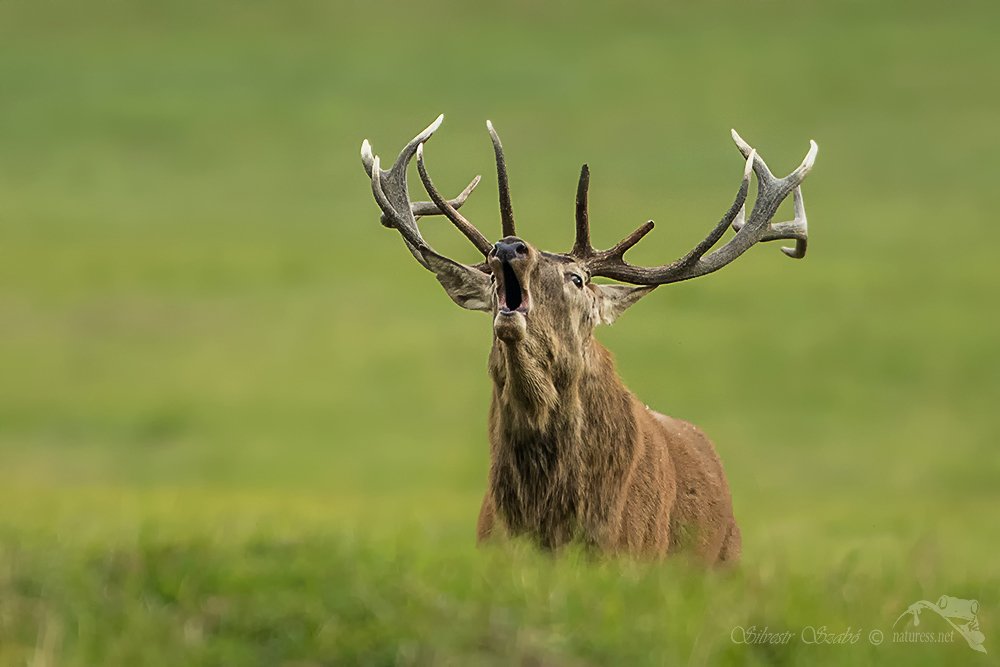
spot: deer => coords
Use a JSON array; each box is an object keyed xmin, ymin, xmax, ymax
[{"xmin": 360, "ymin": 116, "xmax": 817, "ymax": 563}]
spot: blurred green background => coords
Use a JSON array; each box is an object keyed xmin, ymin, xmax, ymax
[{"xmin": 1, "ymin": 0, "xmax": 998, "ymax": 664}]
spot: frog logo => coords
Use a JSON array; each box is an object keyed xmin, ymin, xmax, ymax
[{"xmin": 893, "ymin": 595, "xmax": 986, "ymax": 654}]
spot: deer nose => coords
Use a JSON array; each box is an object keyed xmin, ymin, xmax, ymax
[{"xmin": 494, "ymin": 238, "xmax": 529, "ymax": 262}]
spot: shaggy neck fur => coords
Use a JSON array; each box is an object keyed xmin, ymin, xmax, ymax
[{"xmin": 487, "ymin": 333, "xmax": 638, "ymax": 549}]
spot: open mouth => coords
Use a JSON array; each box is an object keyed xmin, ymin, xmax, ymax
[{"xmin": 498, "ymin": 260, "xmax": 528, "ymax": 314}]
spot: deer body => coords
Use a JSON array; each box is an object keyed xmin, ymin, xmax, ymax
[
  {"xmin": 360, "ymin": 116, "xmax": 816, "ymax": 563},
  {"xmin": 480, "ymin": 337, "xmax": 740, "ymax": 560}
]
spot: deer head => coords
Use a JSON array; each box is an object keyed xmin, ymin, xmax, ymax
[{"xmin": 360, "ymin": 116, "xmax": 816, "ymax": 387}]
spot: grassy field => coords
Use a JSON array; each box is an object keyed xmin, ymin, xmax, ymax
[{"xmin": 1, "ymin": 0, "xmax": 998, "ymax": 664}]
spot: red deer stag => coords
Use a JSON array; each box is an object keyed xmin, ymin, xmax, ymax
[{"xmin": 360, "ymin": 116, "xmax": 817, "ymax": 563}]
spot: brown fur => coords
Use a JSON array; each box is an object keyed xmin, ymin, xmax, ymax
[
  {"xmin": 469, "ymin": 243, "xmax": 740, "ymax": 563},
  {"xmin": 478, "ymin": 337, "xmax": 740, "ymax": 563}
]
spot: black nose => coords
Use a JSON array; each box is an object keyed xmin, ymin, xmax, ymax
[{"xmin": 494, "ymin": 238, "xmax": 529, "ymax": 262}]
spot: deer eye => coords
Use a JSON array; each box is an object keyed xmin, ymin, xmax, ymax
[{"xmin": 568, "ymin": 273, "xmax": 584, "ymax": 288}]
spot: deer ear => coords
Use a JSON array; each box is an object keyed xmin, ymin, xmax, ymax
[
  {"xmin": 593, "ymin": 284, "xmax": 656, "ymax": 324},
  {"xmin": 423, "ymin": 252, "xmax": 493, "ymax": 312}
]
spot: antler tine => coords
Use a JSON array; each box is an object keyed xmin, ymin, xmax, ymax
[
  {"xmin": 391, "ymin": 113, "xmax": 444, "ymax": 176},
  {"xmin": 369, "ymin": 156, "xmax": 408, "ymax": 238},
  {"xmin": 410, "ymin": 175, "xmax": 481, "ymax": 217},
  {"xmin": 606, "ymin": 220, "xmax": 656, "ymax": 259},
  {"xmin": 776, "ymin": 187, "xmax": 808, "ymax": 259},
  {"xmin": 361, "ymin": 138, "xmax": 376, "ymax": 177},
  {"xmin": 570, "ymin": 163, "xmax": 656, "ymax": 263},
  {"xmin": 673, "ymin": 149, "xmax": 756, "ymax": 268},
  {"xmin": 486, "ymin": 120, "xmax": 517, "ymax": 238},
  {"xmin": 730, "ymin": 129, "xmax": 775, "ymax": 182},
  {"xmin": 572, "ymin": 164, "xmax": 594, "ymax": 257},
  {"xmin": 582, "ymin": 132, "xmax": 817, "ymax": 285},
  {"xmin": 732, "ymin": 185, "xmax": 808, "ymax": 259},
  {"xmin": 361, "ymin": 115, "xmax": 491, "ymax": 274},
  {"xmin": 416, "ymin": 143, "xmax": 493, "ymax": 256},
  {"xmin": 369, "ymin": 154, "xmax": 430, "ymax": 270}
]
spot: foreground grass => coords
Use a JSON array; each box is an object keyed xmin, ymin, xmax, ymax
[{"xmin": 1, "ymin": 488, "xmax": 996, "ymax": 666}]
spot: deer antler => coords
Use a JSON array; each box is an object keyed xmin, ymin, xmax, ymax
[
  {"xmin": 570, "ymin": 131, "xmax": 818, "ymax": 284},
  {"xmin": 487, "ymin": 120, "xmax": 517, "ymax": 238},
  {"xmin": 360, "ymin": 115, "xmax": 492, "ymax": 271}
]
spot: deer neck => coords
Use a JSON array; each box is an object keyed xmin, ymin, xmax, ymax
[
  {"xmin": 489, "ymin": 334, "xmax": 630, "ymax": 432},
  {"xmin": 487, "ymin": 335, "xmax": 636, "ymax": 542}
]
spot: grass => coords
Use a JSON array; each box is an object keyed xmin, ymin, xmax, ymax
[{"xmin": 1, "ymin": 0, "xmax": 999, "ymax": 664}]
